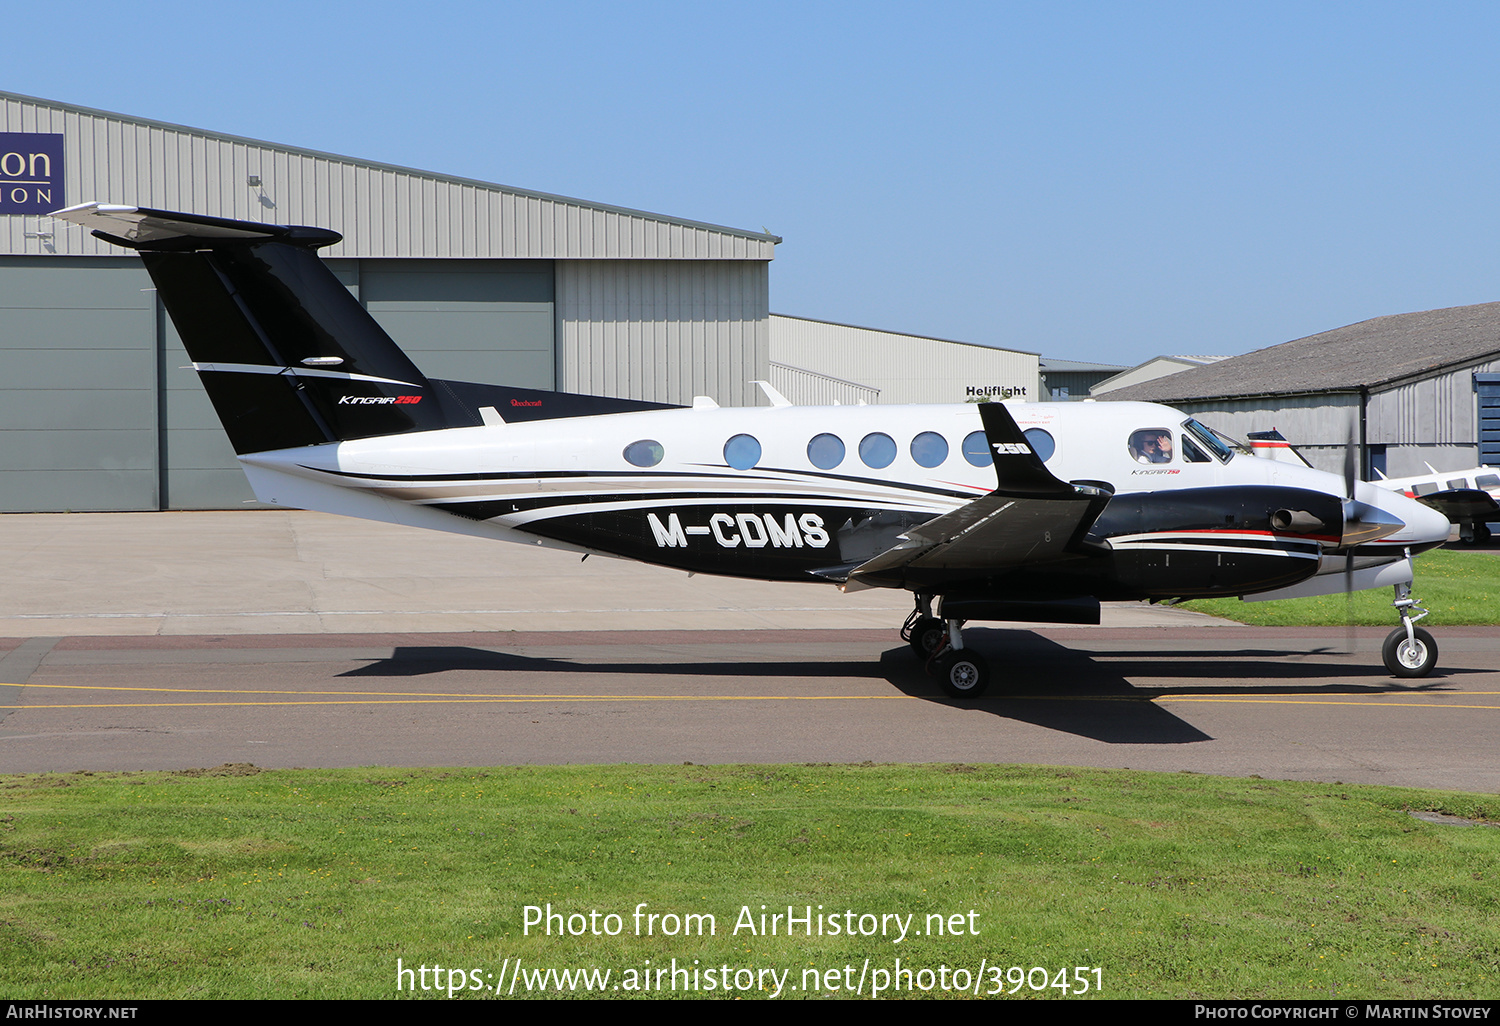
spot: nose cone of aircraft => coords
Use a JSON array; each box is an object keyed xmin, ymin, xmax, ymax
[
  {"xmin": 1405, "ymin": 494, "xmax": 1457, "ymax": 549},
  {"xmin": 1358, "ymin": 482, "xmax": 1453, "ymax": 552}
]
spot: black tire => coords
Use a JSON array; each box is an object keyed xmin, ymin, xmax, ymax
[
  {"xmin": 936, "ymin": 650, "xmax": 989, "ymax": 699},
  {"xmin": 1383, "ymin": 627, "xmax": 1438, "ymax": 678},
  {"xmin": 908, "ymin": 616, "xmax": 946, "ymax": 659}
]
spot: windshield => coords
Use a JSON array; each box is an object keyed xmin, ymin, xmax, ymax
[{"xmin": 1181, "ymin": 418, "xmax": 1240, "ymax": 463}]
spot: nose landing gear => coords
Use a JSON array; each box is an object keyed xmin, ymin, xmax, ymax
[{"xmin": 1383, "ymin": 579, "xmax": 1437, "ymax": 678}]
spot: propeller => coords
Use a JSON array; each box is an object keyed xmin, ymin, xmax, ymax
[{"xmin": 1344, "ymin": 423, "xmax": 1356, "ymax": 646}]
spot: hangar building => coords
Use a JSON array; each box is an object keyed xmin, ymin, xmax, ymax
[
  {"xmin": 1100, "ymin": 302, "xmax": 1500, "ymax": 478},
  {"xmin": 0, "ymin": 91, "xmax": 778, "ymax": 512},
  {"xmin": 769, "ymin": 314, "xmax": 1038, "ymax": 406}
]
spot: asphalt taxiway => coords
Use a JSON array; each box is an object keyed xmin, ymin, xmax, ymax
[{"xmin": 3, "ymin": 511, "xmax": 1495, "ymax": 791}]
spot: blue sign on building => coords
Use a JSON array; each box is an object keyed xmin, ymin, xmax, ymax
[{"xmin": 0, "ymin": 133, "xmax": 64, "ymax": 214}]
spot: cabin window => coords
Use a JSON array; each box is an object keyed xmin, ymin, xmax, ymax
[
  {"xmin": 1129, "ymin": 428, "xmax": 1174, "ymax": 464},
  {"xmin": 859, "ymin": 432, "xmax": 897, "ymax": 469},
  {"xmin": 1447, "ymin": 479, "xmax": 1468, "ymax": 491},
  {"xmin": 1023, "ymin": 428, "xmax": 1055, "ymax": 463},
  {"xmin": 807, "ymin": 433, "xmax": 845, "ymax": 470},
  {"xmin": 724, "ymin": 434, "xmax": 762, "ymax": 470},
  {"xmin": 623, "ymin": 439, "xmax": 664, "ymax": 468},
  {"xmin": 1477, "ymin": 474, "xmax": 1500, "ymax": 490},
  {"xmin": 1413, "ymin": 482, "xmax": 1439, "ymax": 496},
  {"xmin": 910, "ymin": 431, "xmax": 949, "ymax": 468},
  {"xmin": 961, "ymin": 430, "xmax": 991, "ymax": 467}
]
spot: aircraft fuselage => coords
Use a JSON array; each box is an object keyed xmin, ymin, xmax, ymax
[{"xmin": 238, "ymin": 399, "xmax": 1449, "ymax": 603}]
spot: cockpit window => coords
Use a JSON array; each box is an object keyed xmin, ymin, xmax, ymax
[
  {"xmin": 1182, "ymin": 419, "xmax": 1236, "ymax": 463},
  {"xmin": 1182, "ymin": 435, "xmax": 1212, "ymax": 463},
  {"xmin": 1129, "ymin": 428, "xmax": 1174, "ymax": 464}
]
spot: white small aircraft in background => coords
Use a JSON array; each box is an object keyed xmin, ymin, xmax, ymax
[
  {"xmin": 1376, "ymin": 468, "xmax": 1499, "ymax": 545},
  {"xmin": 55, "ymin": 203, "xmax": 1455, "ymax": 694}
]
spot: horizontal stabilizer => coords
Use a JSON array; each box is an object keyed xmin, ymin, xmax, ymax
[{"xmin": 53, "ymin": 202, "xmax": 341, "ymax": 250}]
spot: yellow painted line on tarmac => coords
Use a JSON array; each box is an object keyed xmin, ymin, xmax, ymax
[
  {"xmin": 2, "ymin": 683, "xmax": 1497, "ymax": 711},
  {"xmin": 0, "ymin": 682, "xmax": 906, "ymax": 709},
  {"xmin": 0, "ymin": 697, "xmax": 906, "ymax": 709},
  {"xmin": 1157, "ymin": 695, "xmax": 1500, "ymax": 710}
]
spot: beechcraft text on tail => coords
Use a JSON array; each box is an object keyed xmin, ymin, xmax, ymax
[{"xmin": 52, "ymin": 202, "xmax": 1456, "ymax": 696}]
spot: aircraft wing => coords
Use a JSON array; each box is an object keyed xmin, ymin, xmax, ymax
[
  {"xmin": 1413, "ymin": 488, "xmax": 1500, "ymax": 523},
  {"xmin": 847, "ymin": 403, "xmax": 1112, "ymax": 590}
]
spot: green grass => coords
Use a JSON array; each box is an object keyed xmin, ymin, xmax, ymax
[
  {"xmin": 1183, "ymin": 548, "xmax": 1500, "ymax": 626},
  {"xmin": 0, "ymin": 763, "xmax": 1496, "ymax": 1000}
]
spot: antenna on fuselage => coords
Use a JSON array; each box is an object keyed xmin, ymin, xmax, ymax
[{"xmin": 751, "ymin": 380, "xmax": 792, "ymax": 407}]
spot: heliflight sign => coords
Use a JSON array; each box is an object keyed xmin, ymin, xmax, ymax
[{"xmin": 0, "ymin": 133, "xmax": 63, "ymax": 214}]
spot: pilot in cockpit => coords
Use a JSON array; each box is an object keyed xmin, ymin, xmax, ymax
[{"xmin": 1129, "ymin": 429, "xmax": 1174, "ymax": 464}]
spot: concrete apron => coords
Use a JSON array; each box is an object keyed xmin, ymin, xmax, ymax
[{"xmin": 1, "ymin": 511, "xmax": 1241, "ymax": 636}]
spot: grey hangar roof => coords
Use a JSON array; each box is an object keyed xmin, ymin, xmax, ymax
[{"xmin": 1102, "ymin": 301, "xmax": 1500, "ymax": 403}]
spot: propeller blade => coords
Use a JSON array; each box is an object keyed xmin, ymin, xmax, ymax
[
  {"xmin": 1344, "ymin": 547, "xmax": 1356, "ymax": 654},
  {"xmin": 1343, "ymin": 422, "xmax": 1357, "ymax": 500}
]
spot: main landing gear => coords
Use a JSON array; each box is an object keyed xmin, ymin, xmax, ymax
[
  {"xmin": 903, "ymin": 596, "xmax": 990, "ymax": 699},
  {"xmin": 1383, "ymin": 579, "xmax": 1437, "ymax": 678}
]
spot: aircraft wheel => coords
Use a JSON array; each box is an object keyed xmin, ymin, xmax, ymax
[
  {"xmin": 936, "ymin": 650, "xmax": 989, "ymax": 699},
  {"xmin": 1383, "ymin": 627, "xmax": 1438, "ymax": 678},
  {"xmin": 908, "ymin": 617, "xmax": 946, "ymax": 659}
]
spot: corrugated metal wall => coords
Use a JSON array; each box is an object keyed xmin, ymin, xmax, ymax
[
  {"xmin": 0, "ymin": 258, "xmax": 157, "ymax": 511},
  {"xmin": 0, "ymin": 92, "xmax": 776, "ymax": 262},
  {"xmin": 767, "ymin": 362, "xmax": 881, "ymax": 406},
  {"xmin": 1366, "ymin": 358, "xmax": 1500, "ymax": 448},
  {"xmin": 557, "ymin": 260, "xmax": 768, "ymax": 407},
  {"xmin": 1167, "ymin": 366, "xmax": 1500, "ymax": 478},
  {"xmin": 1164, "ymin": 394, "xmax": 1364, "ymax": 475}
]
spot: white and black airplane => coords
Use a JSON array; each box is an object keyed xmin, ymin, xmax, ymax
[{"xmin": 54, "ymin": 203, "xmax": 1455, "ymax": 695}]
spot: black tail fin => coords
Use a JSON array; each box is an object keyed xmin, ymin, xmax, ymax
[{"xmin": 55, "ymin": 203, "xmax": 465, "ymax": 453}]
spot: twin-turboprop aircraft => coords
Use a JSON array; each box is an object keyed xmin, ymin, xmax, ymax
[{"xmin": 55, "ymin": 203, "xmax": 1455, "ymax": 696}]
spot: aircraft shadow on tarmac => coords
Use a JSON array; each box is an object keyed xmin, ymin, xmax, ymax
[
  {"xmin": 337, "ymin": 629, "xmax": 1462, "ymax": 746},
  {"xmin": 336, "ymin": 649, "xmax": 880, "ymax": 680},
  {"xmin": 880, "ymin": 630, "xmax": 1463, "ymax": 744}
]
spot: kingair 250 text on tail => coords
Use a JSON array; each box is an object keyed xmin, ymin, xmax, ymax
[{"xmin": 55, "ymin": 203, "xmax": 1456, "ymax": 695}]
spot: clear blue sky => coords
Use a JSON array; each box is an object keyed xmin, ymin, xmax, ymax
[{"xmin": 12, "ymin": 1, "xmax": 1500, "ymax": 366}]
